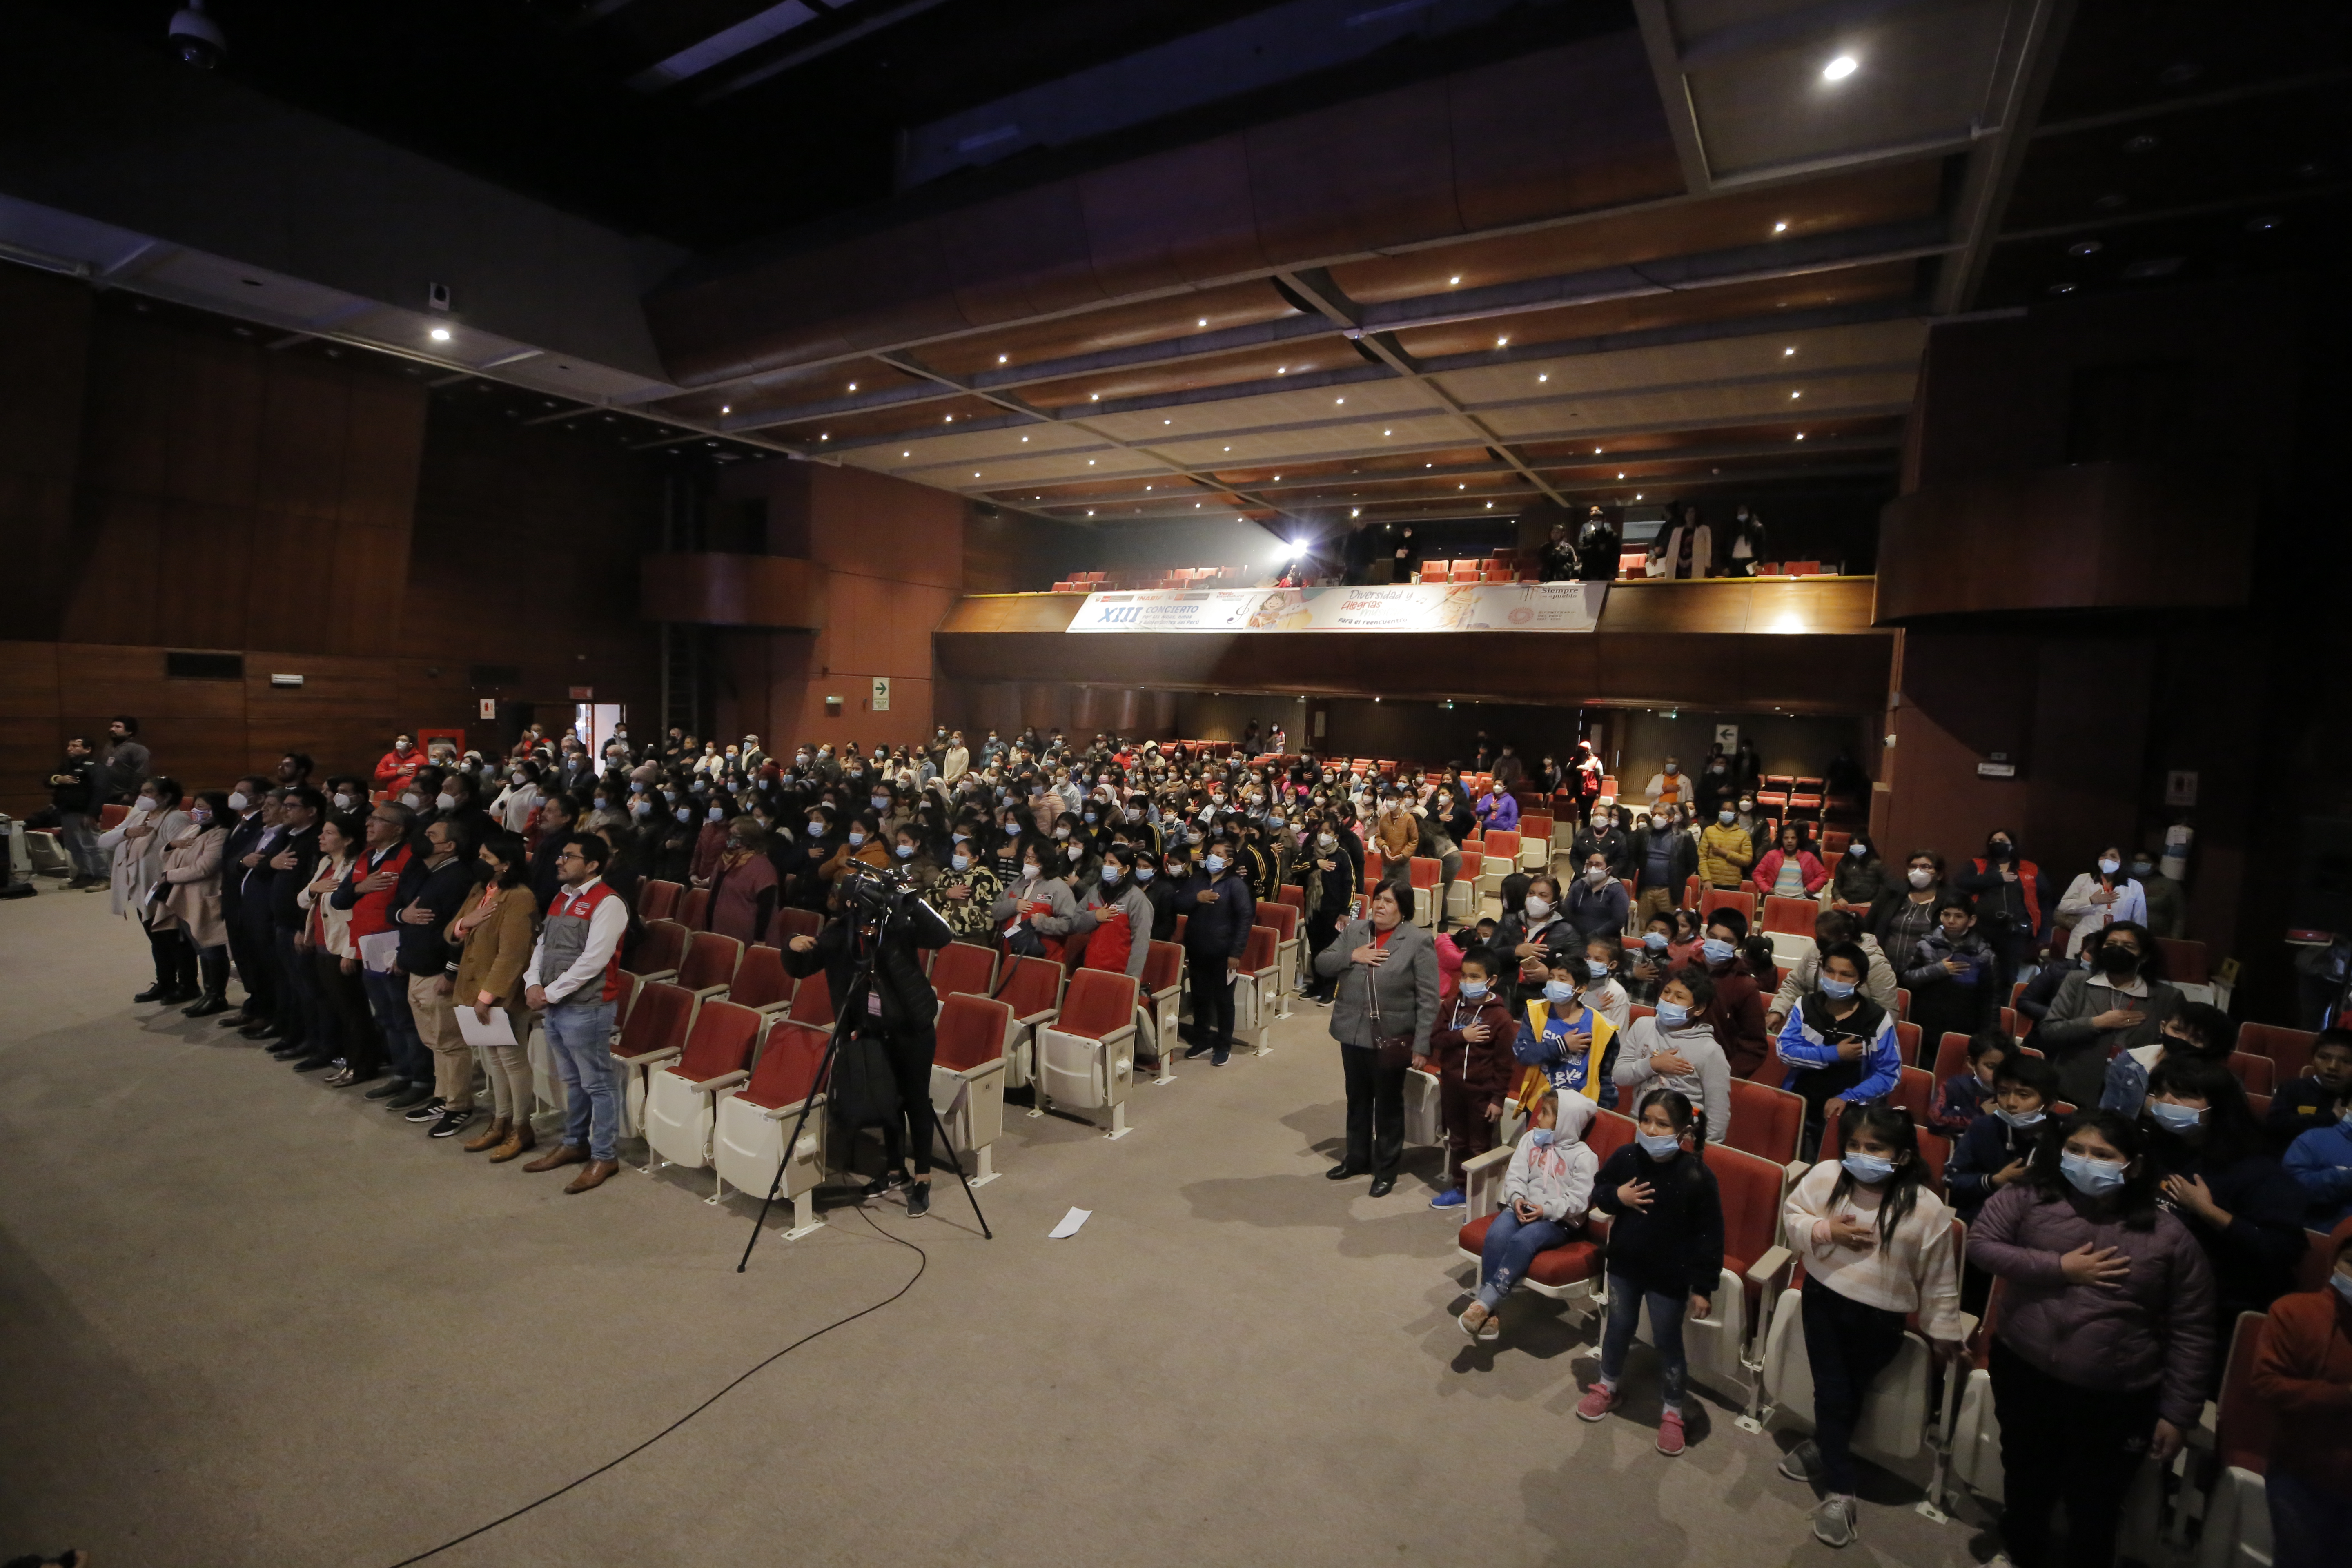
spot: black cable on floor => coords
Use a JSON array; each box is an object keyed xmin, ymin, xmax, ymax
[{"xmin": 383, "ymin": 1205, "xmax": 926, "ymax": 1568}]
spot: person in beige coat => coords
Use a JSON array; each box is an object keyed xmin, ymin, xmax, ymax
[
  {"xmin": 445, "ymin": 832, "xmax": 542, "ymax": 1159},
  {"xmin": 147, "ymin": 788, "xmax": 230, "ymax": 1009},
  {"xmin": 107, "ymin": 776, "xmax": 193, "ymax": 1004}
]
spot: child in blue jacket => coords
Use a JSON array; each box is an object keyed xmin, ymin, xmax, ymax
[{"xmin": 1775, "ymin": 940, "xmax": 1901, "ymax": 1159}]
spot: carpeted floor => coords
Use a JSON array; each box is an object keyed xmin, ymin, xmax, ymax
[{"xmin": 0, "ymin": 886, "xmax": 1997, "ymax": 1567}]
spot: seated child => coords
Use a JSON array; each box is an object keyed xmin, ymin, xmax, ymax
[
  {"xmin": 1931, "ymin": 1026, "xmax": 2011, "ymax": 1136},
  {"xmin": 2100, "ymin": 1000, "xmax": 2235, "ymax": 1119},
  {"xmin": 1512, "ymin": 953, "xmax": 1621, "ymax": 1110},
  {"xmin": 2267, "ymin": 1027, "xmax": 2351, "ymax": 1154},
  {"xmin": 1459, "ymin": 1086, "xmax": 1597, "ymax": 1342}
]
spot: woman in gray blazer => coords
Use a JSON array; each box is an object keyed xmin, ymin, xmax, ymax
[
  {"xmin": 1313, "ymin": 879, "xmax": 1441, "ymax": 1196},
  {"xmin": 2040, "ymin": 922, "xmax": 2181, "ymax": 1109}
]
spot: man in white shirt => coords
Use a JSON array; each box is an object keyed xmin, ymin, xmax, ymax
[{"xmin": 522, "ymin": 832, "xmax": 632, "ymax": 1193}]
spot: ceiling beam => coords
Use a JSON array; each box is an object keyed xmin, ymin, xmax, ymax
[
  {"xmin": 721, "ymin": 220, "xmax": 1945, "ymax": 435},
  {"xmin": 1930, "ymin": 0, "xmax": 2074, "ymax": 313},
  {"xmin": 1630, "ymin": 0, "xmax": 1713, "ymax": 194}
]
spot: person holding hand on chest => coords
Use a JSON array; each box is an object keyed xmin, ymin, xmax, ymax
[
  {"xmin": 1774, "ymin": 941, "xmax": 1902, "ymax": 1159},
  {"xmin": 1174, "ymin": 833, "xmax": 1256, "ymax": 1066},
  {"xmin": 1510, "ymin": 950, "xmax": 1621, "ymax": 1109},
  {"xmin": 1424, "ymin": 949, "xmax": 1518, "ymax": 1211},
  {"xmin": 1314, "ymin": 880, "xmax": 1439, "ymax": 1196}
]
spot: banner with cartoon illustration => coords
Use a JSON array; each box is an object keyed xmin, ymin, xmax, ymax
[{"xmin": 1064, "ymin": 580, "xmax": 1607, "ymax": 633}]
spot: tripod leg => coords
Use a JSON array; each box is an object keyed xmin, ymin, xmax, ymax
[
  {"xmin": 737, "ymin": 1019, "xmax": 849, "ymax": 1272},
  {"xmin": 927, "ymin": 1101, "xmax": 993, "ymax": 1240}
]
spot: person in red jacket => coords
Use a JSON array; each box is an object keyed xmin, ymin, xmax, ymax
[
  {"xmin": 1697, "ymin": 909, "xmax": 1769, "ymax": 1078},
  {"xmin": 2250, "ymin": 1217, "xmax": 2352, "ymax": 1568},
  {"xmin": 1424, "ymin": 949, "xmax": 1518, "ymax": 1209},
  {"xmin": 372, "ymin": 734, "xmax": 423, "ymax": 794}
]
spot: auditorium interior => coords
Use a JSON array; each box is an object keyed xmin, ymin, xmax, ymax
[{"xmin": 2, "ymin": 2, "xmax": 2348, "ymax": 1566}]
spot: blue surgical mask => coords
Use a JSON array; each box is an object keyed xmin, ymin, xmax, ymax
[
  {"xmin": 1819, "ymin": 976, "xmax": 1857, "ymax": 1000},
  {"xmin": 1701, "ymin": 937, "xmax": 1736, "ymax": 965},
  {"xmin": 950, "ymin": 853, "xmax": 970, "ymax": 871},
  {"xmin": 1100, "ymin": 866, "xmax": 1122, "ymax": 884},
  {"xmin": 1134, "ymin": 865, "xmax": 1155, "ymax": 883},
  {"xmin": 2147, "ymin": 1099, "xmax": 2205, "ymax": 1134},
  {"xmin": 1586, "ymin": 958, "xmax": 1610, "ymax": 978},
  {"xmin": 894, "ymin": 844, "xmax": 915, "ymax": 859},
  {"xmin": 1994, "ymin": 1105, "xmax": 2045, "ymax": 1129},
  {"xmin": 1204, "ymin": 854, "xmax": 1226, "ymax": 875},
  {"xmin": 846, "ymin": 830, "xmax": 866, "ymax": 846},
  {"xmin": 1637, "ymin": 1132, "xmax": 1682, "ymax": 1160},
  {"xmin": 1643, "ymin": 931, "xmax": 1669, "ymax": 951},
  {"xmin": 2332, "ymin": 1269, "xmax": 2352, "ymax": 1307},
  {"xmin": 1459, "ymin": 980, "xmax": 1490, "ymax": 1001},
  {"xmin": 1842, "ymin": 1153, "xmax": 1896, "ymax": 1184},
  {"xmin": 2060, "ymin": 1152, "xmax": 2128, "ymax": 1195},
  {"xmin": 1528, "ymin": 1127, "xmax": 1557, "ymax": 1149},
  {"xmin": 1655, "ymin": 1001, "xmax": 1689, "ymax": 1029},
  {"xmin": 1543, "ymin": 979, "xmax": 1579, "ymax": 1005}
]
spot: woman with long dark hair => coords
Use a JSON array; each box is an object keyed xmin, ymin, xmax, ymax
[
  {"xmin": 1970, "ymin": 1109, "xmax": 2217, "ymax": 1568},
  {"xmin": 1777, "ymin": 1104, "xmax": 1963, "ymax": 1550},
  {"xmin": 2140, "ymin": 1054, "xmax": 2308, "ymax": 1338},
  {"xmin": 445, "ymin": 831, "xmax": 541, "ymax": 1155}
]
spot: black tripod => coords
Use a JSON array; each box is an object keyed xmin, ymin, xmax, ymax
[{"xmin": 737, "ymin": 900, "xmax": 992, "ymax": 1272}]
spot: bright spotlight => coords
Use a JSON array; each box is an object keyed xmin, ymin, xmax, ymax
[{"xmin": 1823, "ymin": 54, "xmax": 1858, "ymax": 80}]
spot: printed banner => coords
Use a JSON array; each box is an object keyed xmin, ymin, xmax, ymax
[{"xmin": 1065, "ymin": 580, "xmax": 1607, "ymax": 634}]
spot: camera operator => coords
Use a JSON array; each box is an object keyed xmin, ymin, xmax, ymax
[{"xmin": 783, "ymin": 866, "xmax": 956, "ymax": 1216}]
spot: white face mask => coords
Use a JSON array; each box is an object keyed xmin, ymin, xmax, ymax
[
  {"xmin": 435, "ymin": 792, "xmax": 458, "ymax": 812},
  {"xmin": 399, "ymin": 791, "xmax": 421, "ymax": 809},
  {"xmin": 227, "ymin": 791, "xmax": 251, "ymax": 812},
  {"xmin": 1523, "ymin": 895, "xmax": 1552, "ymax": 921},
  {"xmin": 332, "ymin": 792, "xmax": 354, "ymax": 811},
  {"xmin": 2098, "ymin": 857, "xmax": 2121, "ymax": 876},
  {"xmin": 1907, "ymin": 867, "xmax": 1934, "ymax": 889}
]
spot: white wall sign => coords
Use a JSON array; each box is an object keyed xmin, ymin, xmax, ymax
[
  {"xmin": 477, "ymin": 698, "xmax": 497, "ymax": 720},
  {"xmin": 1713, "ymin": 724, "xmax": 1739, "ymax": 752},
  {"xmin": 871, "ymin": 676, "xmax": 891, "ymax": 712},
  {"xmin": 2165, "ymin": 770, "xmax": 2198, "ymax": 807}
]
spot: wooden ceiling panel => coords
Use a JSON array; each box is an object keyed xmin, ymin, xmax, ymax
[
  {"xmin": 1437, "ymin": 315, "xmax": 1928, "ymax": 406},
  {"xmin": 1153, "ymin": 412, "xmax": 1466, "ymax": 470},
  {"xmin": 987, "ymin": 474, "xmax": 1214, "ymax": 504},
  {"xmin": 1084, "ymin": 378, "xmax": 1441, "ymax": 442},
  {"xmin": 764, "ymin": 392, "xmax": 1009, "ymax": 445},
  {"xmin": 913, "ymin": 279, "xmax": 1302, "ymax": 379},
  {"xmin": 1388, "ymin": 258, "xmax": 1921, "ymax": 360},
  {"xmin": 1018, "ymin": 342, "xmax": 1367, "ymax": 411},
  {"xmin": 1519, "ymin": 414, "xmax": 1904, "ymax": 461},
  {"xmin": 1207, "ymin": 445, "xmax": 1497, "ymax": 485},
  {"xmin": 1326, "ymin": 162, "xmax": 1944, "ymax": 304},
  {"xmin": 1475, "ymin": 368, "xmax": 1918, "ymax": 441}
]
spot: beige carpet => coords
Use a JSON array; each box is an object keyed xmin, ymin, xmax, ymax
[{"xmin": 0, "ymin": 886, "xmax": 1995, "ymax": 1567}]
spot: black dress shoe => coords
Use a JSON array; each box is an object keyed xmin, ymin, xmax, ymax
[
  {"xmin": 387, "ymin": 1087, "xmax": 435, "ymax": 1113},
  {"xmin": 362, "ymin": 1078, "xmax": 412, "ymax": 1102},
  {"xmin": 218, "ymin": 1011, "xmax": 253, "ymax": 1029},
  {"xmin": 162, "ymin": 985, "xmax": 200, "ymax": 1005},
  {"xmin": 183, "ymin": 995, "xmax": 230, "ymax": 1018},
  {"xmin": 1325, "ymin": 1162, "xmax": 1365, "ymax": 1180},
  {"xmin": 268, "ymin": 1040, "xmax": 309, "ymax": 1060},
  {"xmin": 1368, "ymin": 1175, "xmax": 1397, "ymax": 1198},
  {"xmin": 132, "ymin": 983, "xmax": 171, "ymax": 1004},
  {"xmin": 241, "ymin": 1022, "xmax": 282, "ymax": 1042}
]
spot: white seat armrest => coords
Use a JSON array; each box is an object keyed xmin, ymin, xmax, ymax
[
  {"xmin": 1784, "ymin": 1158, "xmax": 1810, "ymax": 1183},
  {"xmin": 616, "ymin": 1046, "xmax": 682, "ymax": 1070},
  {"xmin": 688, "ymin": 983, "xmax": 729, "ymax": 1002},
  {"xmin": 626, "ymin": 967, "xmax": 679, "ymax": 985},
  {"xmin": 1017, "ymin": 1007, "xmax": 1058, "ymax": 1028},
  {"xmin": 761, "ymin": 1092, "xmax": 826, "ymax": 1122},
  {"xmin": 682, "ymin": 1069, "xmax": 749, "ymax": 1094},
  {"xmin": 1745, "ymin": 1245, "xmax": 1793, "ymax": 1286},
  {"xmin": 955, "ymin": 1056, "xmax": 1007, "ymax": 1084}
]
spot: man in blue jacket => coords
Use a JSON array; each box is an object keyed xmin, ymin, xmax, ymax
[{"xmin": 1174, "ymin": 832, "xmax": 1256, "ymax": 1066}]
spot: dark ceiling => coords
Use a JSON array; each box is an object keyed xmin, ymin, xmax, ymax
[{"xmin": 60, "ymin": 0, "xmax": 1631, "ymax": 250}]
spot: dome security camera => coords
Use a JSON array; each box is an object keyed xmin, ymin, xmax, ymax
[{"xmin": 169, "ymin": 1, "xmax": 227, "ymax": 69}]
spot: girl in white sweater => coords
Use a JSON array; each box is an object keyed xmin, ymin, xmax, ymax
[{"xmin": 1779, "ymin": 1103, "xmax": 1964, "ymax": 1549}]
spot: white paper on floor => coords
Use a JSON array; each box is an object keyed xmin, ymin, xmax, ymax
[{"xmin": 1047, "ymin": 1207, "xmax": 1091, "ymax": 1239}]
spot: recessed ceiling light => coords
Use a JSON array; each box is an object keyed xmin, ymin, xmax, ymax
[
  {"xmin": 1635, "ymin": 492, "xmax": 1643, "ymax": 500},
  {"xmin": 2049, "ymin": 282, "xmax": 2078, "ymax": 296},
  {"xmin": 1351, "ymin": 508, "xmax": 1360, "ymax": 517},
  {"xmin": 1795, "ymin": 432, "xmax": 1806, "ymax": 441},
  {"xmin": 1021, "ymin": 435, "xmax": 1029, "ymax": 442},
  {"xmin": 1224, "ymin": 445, "xmax": 1231, "ymax": 451},
  {"xmin": 1822, "ymin": 54, "xmax": 1857, "ymax": 81},
  {"xmin": 1450, "ymin": 275, "xmax": 1461, "ymax": 285},
  {"xmin": 1164, "ymin": 419, "xmax": 1172, "ymax": 425},
  {"xmin": 1335, "ymin": 397, "xmax": 1345, "ymax": 405},
  {"xmin": 1617, "ymin": 472, "xmax": 1625, "ymax": 479},
  {"xmin": 1791, "ymin": 390, "xmax": 1802, "ymax": 399},
  {"xmin": 721, "ymin": 404, "xmax": 732, "ymax": 414},
  {"xmin": 1272, "ymin": 474, "xmax": 1281, "ymax": 480},
  {"xmin": 429, "ymin": 327, "xmax": 452, "ymax": 342},
  {"xmin": 1495, "ymin": 336, "xmax": 1508, "ymax": 347},
  {"xmin": 848, "ymin": 382, "xmax": 858, "ymax": 391},
  {"xmin": 902, "ymin": 450, "xmax": 910, "ymax": 457},
  {"xmin": 1088, "ymin": 459, "xmax": 1096, "ymax": 465},
  {"xmin": 1773, "ymin": 222, "xmax": 1788, "ymax": 234},
  {"xmin": 1457, "ymin": 483, "xmax": 1465, "ymax": 490},
  {"xmin": 1145, "ymin": 486, "xmax": 1152, "ymax": 491},
  {"xmin": 1783, "ymin": 347, "xmax": 1795, "ymax": 357},
  {"xmin": 2069, "ymin": 239, "xmax": 2104, "ymax": 257},
  {"xmin": 820, "ymin": 433, "xmax": 829, "ymax": 441},
  {"xmin": 1383, "ymin": 430, "xmax": 1392, "ymax": 437},
  {"xmin": 1538, "ymin": 373, "xmax": 1549, "ymax": 382},
  {"xmin": 2124, "ymin": 133, "xmax": 2158, "ymax": 154},
  {"xmin": 944, "ymin": 415, "xmax": 953, "ymax": 423},
  {"xmin": 1485, "ymin": 501, "xmax": 1493, "ymax": 508},
  {"xmin": 973, "ymin": 471, "xmax": 981, "ymax": 477},
  {"xmin": 1086, "ymin": 509, "xmax": 1094, "ymax": 516},
  {"xmin": 1197, "ymin": 318, "xmax": 1208, "ymax": 327}
]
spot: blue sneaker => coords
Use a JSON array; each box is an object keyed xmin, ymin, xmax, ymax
[{"xmin": 1429, "ymin": 1188, "xmax": 1465, "ymax": 1209}]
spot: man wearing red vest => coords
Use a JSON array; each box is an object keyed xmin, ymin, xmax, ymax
[{"xmin": 523, "ymin": 831, "xmax": 630, "ymax": 1193}]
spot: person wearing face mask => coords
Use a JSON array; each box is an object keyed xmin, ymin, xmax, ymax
[
  {"xmin": 991, "ymin": 839, "xmax": 1079, "ymax": 964},
  {"xmin": 372, "ymin": 733, "xmax": 425, "ymax": 794},
  {"xmin": 1775, "ymin": 942, "xmax": 1900, "ymax": 1156},
  {"xmin": 99, "ymin": 774, "xmax": 191, "ymax": 931},
  {"xmin": 1577, "ymin": 936, "xmax": 1631, "ymax": 1032},
  {"xmin": 1316, "ymin": 881, "xmax": 1439, "ymax": 1193},
  {"xmin": 1624, "ymin": 913, "xmax": 1679, "ymax": 1004},
  {"xmin": 1568, "ymin": 804, "xmax": 1628, "ymax": 881},
  {"xmin": 1697, "ymin": 802, "xmax": 1754, "ymax": 891},
  {"xmin": 1459, "ymin": 1087, "xmax": 1597, "ymax": 1342},
  {"xmin": 1693, "ymin": 752, "xmax": 1737, "ymax": 820},
  {"xmin": 1829, "ymin": 833, "xmax": 1890, "ymax": 911},
  {"xmin": 1752, "ymin": 822, "xmax": 1828, "ymax": 900},
  {"xmin": 1900, "ymin": 896, "xmax": 1996, "ymax": 1058},
  {"xmin": 1560, "ymin": 853, "xmax": 1630, "ymax": 946},
  {"xmin": 147, "ymin": 788, "xmax": 232, "ymax": 1011},
  {"xmin": 1077, "ymin": 846, "xmax": 1152, "ymax": 984},
  {"xmin": 1614, "ymin": 971, "xmax": 1730, "ymax": 1143},
  {"xmin": 1778, "ymin": 1105, "xmax": 1964, "ymax": 1548},
  {"xmin": 1694, "ymin": 910, "xmax": 1769, "ymax": 1078},
  {"xmin": 1629, "ymin": 809, "xmax": 1697, "ymax": 929},
  {"xmin": 2138, "ymin": 1055, "xmax": 2307, "ymax": 1345},
  {"xmin": 1296, "ymin": 817, "xmax": 1357, "ymax": 1005},
  {"xmin": 489, "ymin": 760, "xmax": 543, "ymax": 837},
  {"xmin": 1373, "ymin": 793, "xmax": 1419, "ymax": 861},
  {"xmin": 1865, "ymin": 849, "xmax": 1947, "ymax": 974},
  {"xmin": 2248, "ymin": 1219, "xmax": 2352, "ymax": 1568},
  {"xmin": 1174, "ymin": 835, "xmax": 1258, "ymax": 1065},
  {"xmin": 1969, "ymin": 1110, "xmax": 2216, "ymax": 1568},
  {"xmin": 820, "ymin": 811, "xmax": 893, "ymax": 905},
  {"xmin": 1945, "ymin": 1052, "xmax": 2061, "ymax": 1228},
  {"xmin": 1499, "ymin": 876, "xmax": 1572, "ymax": 1003},
  {"xmin": 2056, "ymin": 844, "xmax": 2149, "ymax": 959},
  {"xmin": 1954, "ymin": 828, "xmax": 2051, "ymax": 998},
  {"xmin": 1579, "ymin": 1088, "xmax": 1724, "ymax": 1455},
  {"xmin": 1640, "ymin": 756, "xmax": 1687, "ymax": 811},
  {"xmin": 1417, "ymin": 946, "xmax": 1508, "ymax": 1203},
  {"xmin": 1510, "ymin": 952, "xmax": 1619, "ymax": 1110},
  {"xmin": 421, "ymin": 770, "xmax": 496, "ymax": 857},
  {"xmin": 929, "ymin": 826, "xmax": 1004, "ymax": 942},
  {"xmin": 688, "ymin": 793, "xmax": 738, "ymax": 888},
  {"xmin": 2041, "ymin": 921, "xmax": 2180, "ymax": 1109},
  {"xmin": 2098, "ymin": 1000, "xmax": 2234, "ymax": 1120},
  {"xmin": 1472, "ymin": 776, "xmax": 1519, "ymax": 836},
  {"xmin": 702, "ymin": 815, "xmax": 780, "ymax": 944}
]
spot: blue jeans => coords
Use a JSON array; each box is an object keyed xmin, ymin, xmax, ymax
[
  {"xmin": 543, "ymin": 998, "xmax": 621, "ymax": 1161},
  {"xmin": 1599, "ymin": 1271, "xmax": 1689, "ymax": 1409},
  {"xmin": 57, "ymin": 811, "xmax": 107, "ymax": 878},
  {"xmin": 1477, "ymin": 1209, "xmax": 1570, "ymax": 1310},
  {"xmin": 362, "ymin": 966, "xmax": 428, "ymax": 1083}
]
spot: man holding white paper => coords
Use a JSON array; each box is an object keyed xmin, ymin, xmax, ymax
[{"xmin": 522, "ymin": 833, "xmax": 631, "ymax": 1194}]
